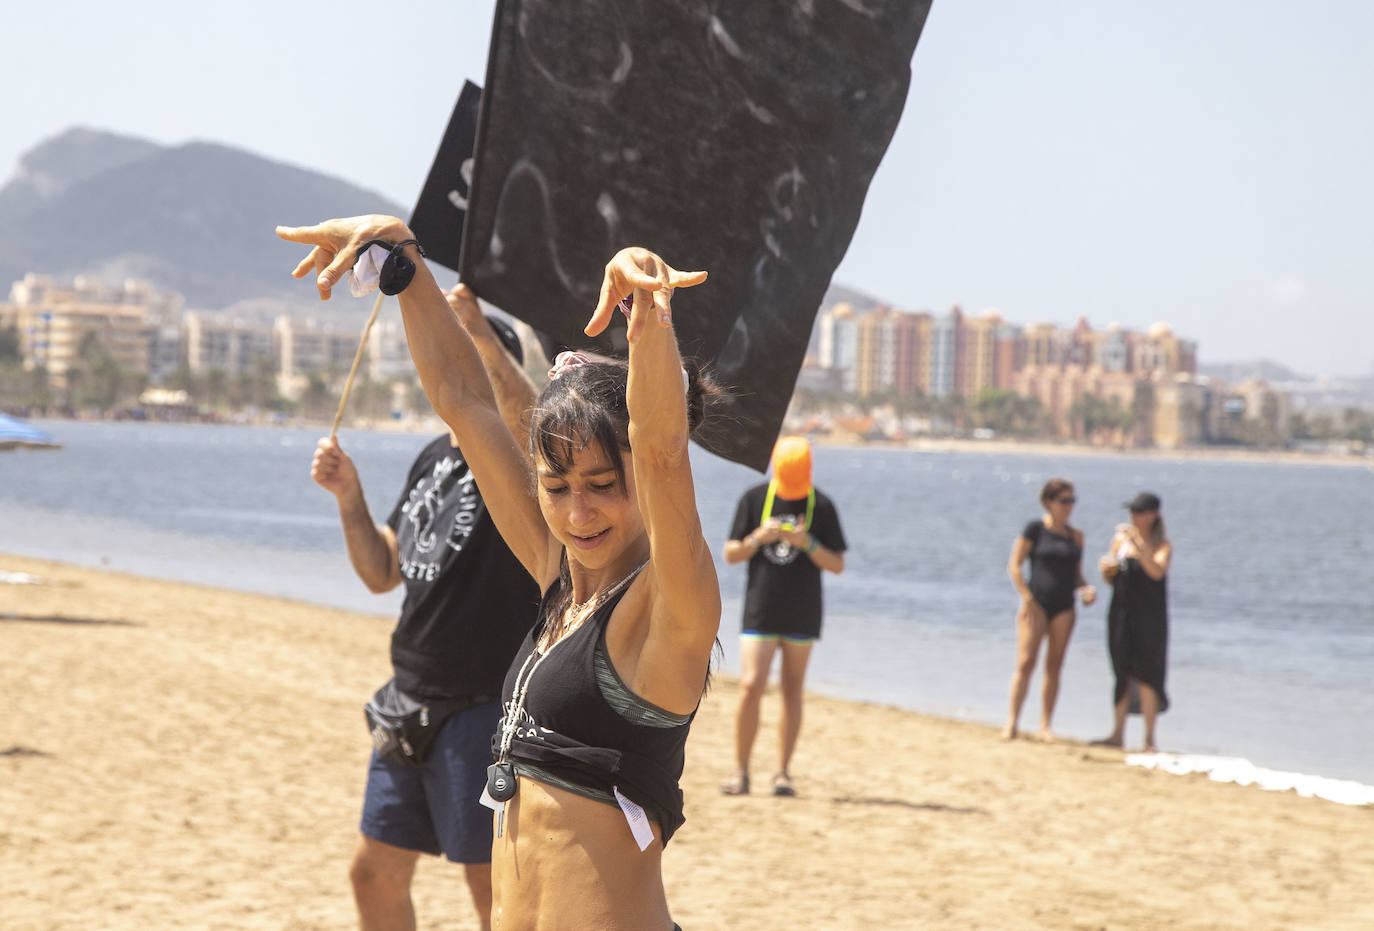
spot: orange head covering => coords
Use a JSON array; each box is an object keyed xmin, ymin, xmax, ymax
[{"xmin": 770, "ymin": 436, "xmax": 812, "ymax": 499}]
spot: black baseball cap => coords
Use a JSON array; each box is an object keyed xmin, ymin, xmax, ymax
[
  {"xmin": 1125, "ymin": 492, "xmax": 1162, "ymax": 513},
  {"xmin": 484, "ymin": 314, "xmax": 524, "ymax": 364}
]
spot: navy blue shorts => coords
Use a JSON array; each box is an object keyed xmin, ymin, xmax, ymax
[{"xmin": 359, "ymin": 699, "xmax": 500, "ymax": 864}]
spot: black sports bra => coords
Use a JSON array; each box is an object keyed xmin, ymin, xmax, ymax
[{"xmin": 497, "ymin": 583, "xmax": 695, "ymax": 843}]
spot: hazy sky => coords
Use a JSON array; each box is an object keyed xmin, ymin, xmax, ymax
[{"xmin": 5, "ymin": 1, "xmax": 1372, "ymax": 375}]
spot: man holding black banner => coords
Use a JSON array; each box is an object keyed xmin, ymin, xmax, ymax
[{"xmin": 310, "ymin": 286, "xmax": 538, "ymax": 931}]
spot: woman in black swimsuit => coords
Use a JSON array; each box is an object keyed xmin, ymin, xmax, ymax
[
  {"xmin": 279, "ymin": 215, "xmax": 718, "ymax": 930},
  {"xmin": 1002, "ymin": 478, "xmax": 1095, "ymax": 741}
]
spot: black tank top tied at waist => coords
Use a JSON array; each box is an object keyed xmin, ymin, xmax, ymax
[{"xmin": 497, "ymin": 582, "xmax": 696, "ymax": 844}]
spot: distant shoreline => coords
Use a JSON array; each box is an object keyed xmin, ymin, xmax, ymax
[
  {"xmin": 813, "ymin": 434, "xmax": 1374, "ymax": 469},
  {"xmin": 27, "ymin": 413, "xmax": 1373, "ymax": 469}
]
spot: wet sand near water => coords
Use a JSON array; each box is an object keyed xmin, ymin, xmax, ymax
[{"xmin": 3, "ymin": 554, "xmax": 1371, "ymax": 930}]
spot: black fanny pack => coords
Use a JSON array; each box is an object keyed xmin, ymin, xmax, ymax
[{"xmin": 363, "ymin": 678, "xmax": 494, "ymax": 766}]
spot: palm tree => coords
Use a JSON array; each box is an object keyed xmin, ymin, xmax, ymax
[
  {"xmin": 302, "ymin": 371, "xmax": 334, "ymax": 423},
  {"xmin": 1130, "ymin": 380, "xmax": 1157, "ymax": 447}
]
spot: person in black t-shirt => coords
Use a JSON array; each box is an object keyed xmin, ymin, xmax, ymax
[
  {"xmin": 310, "ymin": 287, "xmax": 539, "ymax": 931},
  {"xmin": 721, "ymin": 436, "xmax": 846, "ymax": 798}
]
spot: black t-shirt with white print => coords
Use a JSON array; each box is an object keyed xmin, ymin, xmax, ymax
[
  {"xmin": 385, "ymin": 435, "xmax": 539, "ymax": 700},
  {"xmin": 728, "ymin": 482, "xmax": 847, "ymax": 639}
]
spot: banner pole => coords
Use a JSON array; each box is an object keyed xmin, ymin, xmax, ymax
[{"xmin": 329, "ymin": 291, "xmax": 386, "ymax": 441}]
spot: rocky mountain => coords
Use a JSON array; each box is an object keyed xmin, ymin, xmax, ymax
[
  {"xmin": 820, "ymin": 281, "xmax": 885, "ymax": 312},
  {"xmin": 1199, "ymin": 359, "xmax": 1311, "ymax": 385},
  {"xmin": 0, "ymin": 128, "xmax": 161, "ymax": 222},
  {"xmin": 1, "ymin": 127, "xmax": 892, "ymax": 334},
  {"xmin": 1199, "ymin": 359, "xmax": 1374, "ymax": 409},
  {"xmin": 0, "ymin": 127, "xmax": 405, "ymax": 309}
]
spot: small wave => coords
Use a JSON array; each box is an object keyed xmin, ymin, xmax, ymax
[{"xmin": 1125, "ymin": 753, "xmax": 1374, "ymax": 806}]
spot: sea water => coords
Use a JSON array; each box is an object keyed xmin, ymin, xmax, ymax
[{"xmin": 2, "ymin": 420, "xmax": 1371, "ymax": 785}]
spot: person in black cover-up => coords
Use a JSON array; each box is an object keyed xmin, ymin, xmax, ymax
[
  {"xmin": 1003, "ymin": 478, "xmax": 1095, "ymax": 741},
  {"xmin": 310, "ymin": 286, "xmax": 539, "ymax": 931},
  {"xmin": 720, "ymin": 435, "xmax": 846, "ymax": 798},
  {"xmin": 1096, "ymin": 492, "xmax": 1173, "ymax": 752}
]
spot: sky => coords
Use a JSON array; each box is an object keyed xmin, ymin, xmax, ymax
[{"xmin": 5, "ymin": 0, "xmax": 1372, "ymax": 376}]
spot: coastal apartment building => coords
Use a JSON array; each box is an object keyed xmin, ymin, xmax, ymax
[
  {"xmin": 271, "ymin": 315, "xmax": 416, "ymax": 400},
  {"xmin": 272, "ymin": 316, "xmax": 364, "ymax": 399},
  {"xmin": 813, "ymin": 303, "xmax": 1027, "ymax": 402},
  {"xmin": 813, "ymin": 303, "xmax": 1010, "ymax": 400},
  {"xmin": 805, "ymin": 297, "xmax": 1235, "ymax": 446},
  {"xmin": 0, "ymin": 272, "xmax": 420, "ymax": 404},
  {"xmin": 1, "ymin": 274, "xmax": 182, "ymax": 388},
  {"xmin": 817, "ymin": 304, "xmax": 859, "ymax": 393},
  {"xmin": 1010, "ymin": 320, "xmax": 1201, "ymax": 441},
  {"xmin": 179, "ymin": 310, "xmax": 416, "ymax": 400},
  {"xmin": 961, "ymin": 310, "xmax": 1021, "ymax": 400},
  {"xmin": 184, "ymin": 312, "xmax": 275, "ymax": 376}
]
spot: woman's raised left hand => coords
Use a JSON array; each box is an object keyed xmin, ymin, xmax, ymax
[
  {"xmin": 276, "ymin": 215, "xmax": 412, "ymax": 300},
  {"xmin": 584, "ymin": 247, "xmax": 707, "ymax": 342}
]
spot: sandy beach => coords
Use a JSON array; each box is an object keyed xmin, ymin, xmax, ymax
[{"xmin": 3, "ymin": 554, "xmax": 1371, "ymax": 930}]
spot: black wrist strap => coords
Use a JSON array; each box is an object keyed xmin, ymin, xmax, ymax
[
  {"xmin": 355, "ymin": 238, "xmax": 427, "ymax": 296},
  {"xmin": 355, "ymin": 238, "xmax": 426, "ymax": 263}
]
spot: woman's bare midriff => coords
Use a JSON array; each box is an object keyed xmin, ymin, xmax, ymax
[{"xmin": 490, "ymin": 775, "xmax": 673, "ymax": 931}]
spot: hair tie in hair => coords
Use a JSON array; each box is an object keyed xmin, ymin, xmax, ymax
[
  {"xmin": 547, "ymin": 349, "xmax": 689, "ymax": 394},
  {"xmin": 548, "ymin": 350, "xmax": 596, "ymax": 381}
]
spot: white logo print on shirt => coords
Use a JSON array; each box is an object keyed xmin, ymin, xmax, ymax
[
  {"xmin": 399, "ymin": 456, "xmax": 482, "ymax": 581},
  {"xmin": 762, "ymin": 509, "xmax": 806, "ymax": 566}
]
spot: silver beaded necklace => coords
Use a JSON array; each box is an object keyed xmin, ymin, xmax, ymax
[
  {"xmin": 570, "ymin": 557, "xmax": 649, "ymax": 614},
  {"xmin": 539, "ymin": 557, "xmax": 649, "ymax": 652}
]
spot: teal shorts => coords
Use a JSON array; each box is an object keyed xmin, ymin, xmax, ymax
[{"xmin": 741, "ymin": 630, "xmax": 816, "ymax": 646}]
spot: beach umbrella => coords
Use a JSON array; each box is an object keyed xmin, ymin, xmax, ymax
[{"xmin": 0, "ymin": 413, "xmax": 61, "ymax": 451}]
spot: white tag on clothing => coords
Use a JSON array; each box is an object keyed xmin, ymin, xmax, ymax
[
  {"xmin": 613, "ymin": 785, "xmax": 654, "ymax": 852},
  {"xmin": 478, "ymin": 783, "xmax": 500, "ymax": 811},
  {"xmin": 348, "ymin": 244, "xmax": 390, "ymax": 297}
]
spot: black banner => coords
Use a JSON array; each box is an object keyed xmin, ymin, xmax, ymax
[
  {"xmin": 461, "ymin": 1, "xmax": 933, "ymax": 469},
  {"xmin": 410, "ymin": 80, "xmax": 483, "ymax": 273}
]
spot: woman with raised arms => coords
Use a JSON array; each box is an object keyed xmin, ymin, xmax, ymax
[{"xmin": 279, "ymin": 216, "xmax": 720, "ymax": 931}]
